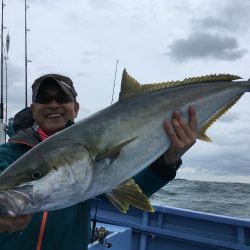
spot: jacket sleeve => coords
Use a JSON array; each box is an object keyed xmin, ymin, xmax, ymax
[
  {"xmin": 0, "ymin": 143, "xmax": 30, "ymax": 172},
  {"xmin": 133, "ymin": 155, "xmax": 180, "ymax": 197}
]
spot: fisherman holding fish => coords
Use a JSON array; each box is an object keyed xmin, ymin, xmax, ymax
[{"xmin": 0, "ymin": 72, "xmax": 197, "ymax": 250}]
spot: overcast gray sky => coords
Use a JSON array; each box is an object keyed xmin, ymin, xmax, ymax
[{"xmin": 3, "ymin": 0, "xmax": 250, "ymax": 183}]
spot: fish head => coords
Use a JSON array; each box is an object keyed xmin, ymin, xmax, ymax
[
  {"xmin": 0, "ymin": 144, "xmax": 94, "ymax": 216},
  {"xmin": 0, "ymin": 159, "xmax": 47, "ymax": 216}
]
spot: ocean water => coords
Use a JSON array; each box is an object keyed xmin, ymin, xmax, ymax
[{"xmin": 150, "ymin": 179, "xmax": 250, "ymax": 220}]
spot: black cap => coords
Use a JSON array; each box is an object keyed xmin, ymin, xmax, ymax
[
  {"xmin": 32, "ymin": 73, "xmax": 77, "ymax": 101},
  {"xmin": 12, "ymin": 107, "xmax": 34, "ymax": 133}
]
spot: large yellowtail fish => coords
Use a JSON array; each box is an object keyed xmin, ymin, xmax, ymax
[{"xmin": 0, "ymin": 69, "xmax": 249, "ymax": 216}]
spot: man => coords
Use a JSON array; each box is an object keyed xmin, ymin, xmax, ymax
[{"xmin": 0, "ymin": 73, "xmax": 197, "ymax": 250}]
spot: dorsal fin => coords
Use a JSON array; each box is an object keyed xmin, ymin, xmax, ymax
[
  {"xmin": 119, "ymin": 69, "xmax": 142, "ymax": 100},
  {"xmin": 119, "ymin": 69, "xmax": 242, "ymax": 101},
  {"xmin": 197, "ymin": 94, "xmax": 244, "ymax": 142}
]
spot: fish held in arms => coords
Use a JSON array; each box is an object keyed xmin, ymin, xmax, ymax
[{"xmin": 0, "ymin": 69, "xmax": 249, "ymax": 216}]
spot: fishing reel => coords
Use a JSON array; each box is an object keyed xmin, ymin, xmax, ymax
[
  {"xmin": 91, "ymin": 226, "xmax": 112, "ymax": 248},
  {"xmin": 91, "ymin": 199, "xmax": 112, "ymax": 248}
]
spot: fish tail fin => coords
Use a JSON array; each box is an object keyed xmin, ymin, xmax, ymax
[
  {"xmin": 105, "ymin": 178, "xmax": 154, "ymax": 213},
  {"xmin": 197, "ymin": 132, "xmax": 212, "ymax": 142},
  {"xmin": 198, "ymin": 94, "xmax": 244, "ymax": 142}
]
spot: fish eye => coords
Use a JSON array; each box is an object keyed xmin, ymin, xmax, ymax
[{"xmin": 31, "ymin": 171, "xmax": 42, "ymax": 180}]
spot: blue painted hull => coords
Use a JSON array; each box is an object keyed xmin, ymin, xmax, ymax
[{"xmin": 89, "ymin": 199, "xmax": 250, "ymax": 250}]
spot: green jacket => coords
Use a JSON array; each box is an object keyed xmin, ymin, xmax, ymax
[{"xmin": 0, "ymin": 130, "xmax": 176, "ymax": 250}]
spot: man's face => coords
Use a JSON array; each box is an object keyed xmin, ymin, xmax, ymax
[{"xmin": 31, "ymin": 82, "xmax": 79, "ymax": 135}]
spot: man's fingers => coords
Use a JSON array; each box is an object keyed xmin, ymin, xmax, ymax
[
  {"xmin": 0, "ymin": 215, "xmax": 33, "ymax": 233},
  {"xmin": 0, "ymin": 217, "xmax": 15, "ymax": 232},
  {"xmin": 172, "ymin": 118, "xmax": 187, "ymax": 142},
  {"xmin": 11, "ymin": 215, "xmax": 33, "ymax": 232},
  {"xmin": 189, "ymin": 105, "xmax": 197, "ymax": 133},
  {"xmin": 14, "ymin": 215, "xmax": 33, "ymax": 231},
  {"xmin": 171, "ymin": 111, "xmax": 191, "ymax": 142},
  {"xmin": 163, "ymin": 120, "xmax": 179, "ymax": 143},
  {"xmin": 0, "ymin": 217, "xmax": 15, "ymax": 228},
  {"xmin": 172, "ymin": 107, "xmax": 197, "ymax": 140}
]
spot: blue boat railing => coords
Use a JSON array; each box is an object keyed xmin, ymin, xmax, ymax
[{"xmin": 89, "ymin": 199, "xmax": 250, "ymax": 250}]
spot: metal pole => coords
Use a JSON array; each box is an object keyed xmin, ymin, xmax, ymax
[
  {"xmin": 0, "ymin": 0, "xmax": 5, "ymax": 142},
  {"xmin": 25, "ymin": 0, "xmax": 28, "ymax": 107},
  {"xmin": 3, "ymin": 51, "xmax": 7, "ymax": 142},
  {"xmin": 0, "ymin": 0, "xmax": 4, "ymax": 122},
  {"xmin": 5, "ymin": 32, "xmax": 9, "ymax": 128},
  {"xmin": 4, "ymin": 49, "xmax": 7, "ymax": 125}
]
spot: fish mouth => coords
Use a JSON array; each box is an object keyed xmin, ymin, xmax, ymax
[{"xmin": 0, "ymin": 185, "xmax": 33, "ymax": 217}]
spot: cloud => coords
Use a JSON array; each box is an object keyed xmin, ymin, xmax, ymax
[
  {"xmin": 192, "ymin": 10, "xmax": 250, "ymax": 34},
  {"xmin": 162, "ymin": 1, "xmax": 250, "ymax": 63},
  {"xmin": 177, "ymin": 165, "xmax": 250, "ymax": 184},
  {"xmin": 7, "ymin": 62, "xmax": 24, "ymax": 84},
  {"xmin": 215, "ymin": 0, "xmax": 250, "ymax": 32},
  {"xmin": 218, "ymin": 111, "xmax": 241, "ymax": 123},
  {"xmin": 166, "ymin": 33, "xmax": 247, "ymax": 62},
  {"xmin": 88, "ymin": 0, "xmax": 119, "ymax": 9},
  {"xmin": 81, "ymin": 51, "xmax": 102, "ymax": 64},
  {"xmin": 184, "ymin": 141, "xmax": 250, "ymax": 177},
  {"xmin": 191, "ymin": 0, "xmax": 250, "ymax": 33},
  {"xmin": 192, "ymin": 17, "xmax": 233, "ymax": 33}
]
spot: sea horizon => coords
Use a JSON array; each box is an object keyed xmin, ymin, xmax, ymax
[{"xmin": 151, "ymin": 178, "xmax": 250, "ymax": 220}]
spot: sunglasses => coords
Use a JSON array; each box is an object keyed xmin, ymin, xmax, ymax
[{"xmin": 33, "ymin": 95, "xmax": 75, "ymax": 104}]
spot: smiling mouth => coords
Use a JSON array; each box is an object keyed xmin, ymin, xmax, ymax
[{"xmin": 47, "ymin": 114, "xmax": 63, "ymax": 118}]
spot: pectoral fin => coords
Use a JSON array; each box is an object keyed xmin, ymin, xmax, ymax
[
  {"xmin": 95, "ymin": 137, "xmax": 138, "ymax": 163},
  {"xmin": 105, "ymin": 179, "xmax": 154, "ymax": 213}
]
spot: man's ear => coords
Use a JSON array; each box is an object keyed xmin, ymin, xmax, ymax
[
  {"xmin": 30, "ymin": 103, "xmax": 38, "ymax": 122},
  {"xmin": 74, "ymin": 102, "xmax": 80, "ymax": 118},
  {"xmin": 30, "ymin": 104, "xmax": 35, "ymax": 115}
]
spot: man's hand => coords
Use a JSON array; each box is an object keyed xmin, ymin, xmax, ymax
[
  {"xmin": 163, "ymin": 105, "xmax": 197, "ymax": 164},
  {"xmin": 0, "ymin": 215, "xmax": 33, "ymax": 233}
]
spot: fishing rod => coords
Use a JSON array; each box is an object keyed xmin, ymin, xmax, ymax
[
  {"xmin": 0, "ymin": 0, "xmax": 5, "ymax": 142},
  {"xmin": 4, "ymin": 33, "xmax": 9, "ymax": 126},
  {"xmin": 111, "ymin": 59, "xmax": 119, "ymax": 105},
  {"xmin": 3, "ymin": 34, "xmax": 9, "ymax": 142},
  {"xmin": 24, "ymin": 0, "xmax": 28, "ymax": 108},
  {"xmin": 25, "ymin": 0, "xmax": 31, "ymax": 108},
  {"xmin": 90, "ymin": 60, "xmax": 120, "ymax": 247}
]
